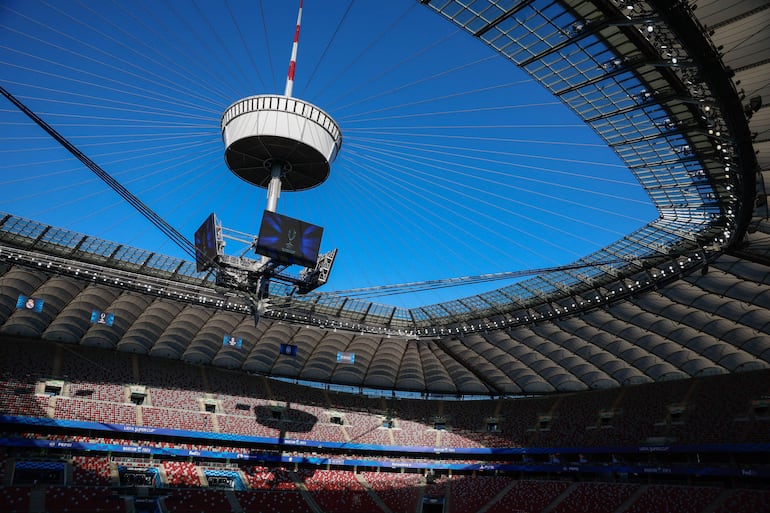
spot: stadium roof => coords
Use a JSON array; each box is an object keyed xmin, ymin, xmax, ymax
[{"xmin": 1, "ymin": 0, "xmax": 768, "ymax": 395}]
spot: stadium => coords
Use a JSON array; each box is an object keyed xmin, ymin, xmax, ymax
[{"xmin": 0, "ymin": 0, "xmax": 769, "ymax": 512}]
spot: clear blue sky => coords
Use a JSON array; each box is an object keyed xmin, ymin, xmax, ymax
[{"xmin": 0, "ymin": 0, "xmax": 656, "ymax": 308}]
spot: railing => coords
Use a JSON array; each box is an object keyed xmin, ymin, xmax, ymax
[{"xmin": 221, "ymin": 95, "xmax": 342, "ymax": 147}]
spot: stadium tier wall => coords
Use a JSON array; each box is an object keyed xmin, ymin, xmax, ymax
[{"xmin": 0, "ymin": 338, "xmax": 768, "ymax": 513}]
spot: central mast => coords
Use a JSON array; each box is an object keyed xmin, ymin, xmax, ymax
[
  {"xmin": 221, "ymin": 0, "xmax": 342, "ymax": 213},
  {"xmin": 205, "ymin": 0, "xmax": 341, "ymax": 312}
]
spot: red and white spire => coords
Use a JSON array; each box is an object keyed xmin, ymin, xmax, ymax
[
  {"xmin": 221, "ymin": 0, "xmax": 341, "ymax": 206},
  {"xmin": 284, "ymin": 0, "xmax": 304, "ymax": 97}
]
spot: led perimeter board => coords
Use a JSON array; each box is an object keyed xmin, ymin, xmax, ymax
[{"xmin": 255, "ymin": 210, "xmax": 323, "ymax": 268}]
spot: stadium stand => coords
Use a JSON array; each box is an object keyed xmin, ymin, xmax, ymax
[
  {"xmin": 714, "ymin": 489, "xmax": 770, "ymax": 513},
  {"xmin": 485, "ymin": 480, "xmax": 573, "ymax": 513},
  {"xmin": 549, "ymin": 482, "xmax": 640, "ymax": 513},
  {"xmin": 43, "ymin": 486, "xmax": 124, "ymax": 513},
  {"xmin": 360, "ymin": 470, "xmax": 423, "ymax": 513},
  {"xmin": 0, "ymin": 486, "xmax": 33, "ymax": 513},
  {"xmin": 447, "ymin": 474, "xmax": 512, "ymax": 513},
  {"xmin": 0, "ymin": 0, "xmax": 769, "ymax": 511},
  {"xmin": 620, "ymin": 485, "xmax": 722, "ymax": 513},
  {"xmin": 163, "ymin": 488, "xmax": 230, "ymax": 513},
  {"xmin": 70, "ymin": 455, "xmax": 113, "ymax": 486},
  {"xmin": 162, "ymin": 461, "xmax": 202, "ymax": 487},
  {"xmin": 300, "ymin": 469, "xmax": 383, "ymax": 513},
  {"xmin": 235, "ymin": 488, "xmax": 312, "ymax": 513}
]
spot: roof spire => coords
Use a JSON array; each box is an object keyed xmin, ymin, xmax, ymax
[{"xmin": 284, "ymin": 0, "xmax": 304, "ymax": 97}]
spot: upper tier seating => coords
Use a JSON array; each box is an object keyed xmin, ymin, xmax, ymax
[{"xmin": 0, "ymin": 339, "xmax": 768, "ymax": 450}]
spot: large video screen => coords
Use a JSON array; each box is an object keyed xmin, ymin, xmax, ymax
[
  {"xmin": 255, "ymin": 210, "xmax": 323, "ymax": 268},
  {"xmin": 194, "ymin": 213, "xmax": 219, "ymax": 272}
]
